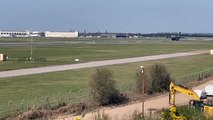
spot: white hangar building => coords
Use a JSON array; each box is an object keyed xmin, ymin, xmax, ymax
[
  {"xmin": 0, "ymin": 30, "xmax": 30, "ymax": 37},
  {"xmin": 44, "ymin": 31, "xmax": 78, "ymax": 38}
]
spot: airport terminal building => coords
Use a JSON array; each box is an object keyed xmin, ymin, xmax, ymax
[
  {"xmin": 0, "ymin": 30, "xmax": 30, "ymax": 37},
  {"xmin": 0, "ymin": 30, "xmax": 78, "ymax": 38},
  {"xmin": 44, "ymin": 31, "xmax": 78, "ymax": 38}
]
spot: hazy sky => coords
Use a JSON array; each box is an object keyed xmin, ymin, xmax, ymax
[{"xmin": 0, "ymin": 0, "xmax": 212, "ymax": 33}]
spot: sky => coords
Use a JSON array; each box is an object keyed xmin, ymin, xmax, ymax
[{"xmin": 0, "ymin": 0, "xmax": 212, "ymax": 33}]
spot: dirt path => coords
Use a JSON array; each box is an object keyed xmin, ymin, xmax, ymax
[
  {"xmin": 0, "ymin": 50, "xmax": 208, "ymax": 78},
  {"xmin": 56, "ymin": 80, "xmax": 213, "ymax": 120}
]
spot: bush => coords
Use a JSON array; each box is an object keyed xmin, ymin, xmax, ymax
[
  {"xmin": 131, "ymin": 111, "xmax": 145, "ymax": 120},
  {"xmin": 147, "ymin": 63, "xmax": 172, "ymax": 94},
  {"xmin": 90, "ymin": 68, "xmax": 119, "ymax": 106},
  {"xmin": 161, "ymin": 106, "xmax": 206, "ymax": 120},
  {"xmin": 94, "ymin": 111, "xmax": 111, "ymax": 120},
  {"xmin": 131, "ymin": 110, "xmax": 160, "ymax": 120}
]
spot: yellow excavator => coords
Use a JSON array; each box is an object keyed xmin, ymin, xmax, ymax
[{"xmin": 168, "ymin": 82, "xmax": 213, "ymax": 119}]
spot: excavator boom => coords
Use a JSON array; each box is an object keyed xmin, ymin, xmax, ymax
[
  {"xmin": 168, "ymin": 82, "xmax": 213, "ymax": 118},
  {"xmin": 169, "ymin": 82, "xmax": 200, "ymax": 106}
]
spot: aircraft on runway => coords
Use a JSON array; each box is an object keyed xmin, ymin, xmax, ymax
[
  {"xmin": 170, "ymin": 35, "xmax": 181, "ymax": 41},
  {"xmin": 170, "ymin": 32, "xmax": 182, "ymax": 41}
]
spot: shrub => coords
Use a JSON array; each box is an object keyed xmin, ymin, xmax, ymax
[
  {"xmin": 161, "ymin": 106, "xmax": 206, "ymax": 120},
  {"xmin": 131, "ymin": 111, "xmax": 145, "ymax": 120},
  {"xmin": 90, "ymin": 68, "xmax": 119, "ymax": 106},
  {"xmin": 131, "ymin": 110, "xmax": 160, "ymax": 120},
  {"xmin": 94, "ymin": 111, "xmax": 112, "ymax": 120},
  {"xmin": 147, "ymin": 63, "xmax": 172, "ymax": 94},
  {"xmin": 177, "ymin": 106, "xmax": 206, "ymax": 120}
]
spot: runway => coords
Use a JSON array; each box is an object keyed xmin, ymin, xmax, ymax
[{"xmin": 0, "ymin": 50, "xmax": 208, "ymax": 78}]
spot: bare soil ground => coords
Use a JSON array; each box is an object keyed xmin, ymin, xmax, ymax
[{"xmin": 55, "ymin": 79, "xmax": 213, "ymax": 120}]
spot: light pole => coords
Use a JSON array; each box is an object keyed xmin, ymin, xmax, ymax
[
  {"xmin": 29, "ymin": 29, "xmax": 33, "ymax": 61},
  {"xmin": 140, "ymin": 66, "xmax": 145, "ymax": 117},
  {"xmin": 30, "ymin": 36, "xmax": 33, "ymax": 59}
]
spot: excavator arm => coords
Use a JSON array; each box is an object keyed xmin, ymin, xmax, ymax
[
  {"xmin": 169, "ymin": 82, "xmax": 200, "ymax": 106},
  {"xmin": 167, "ymin": 82, "xmax": 213, "ymax": 119},
  {"xmin": 166, "ymin": 82, "xmax": 202, "ymax": 120}
]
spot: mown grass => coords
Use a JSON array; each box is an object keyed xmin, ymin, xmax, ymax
[
  {"xmin": 0, "ymin": 54, "xmax": 213, "ymax": 115},
  {"xmin": 0, "ymin": 37, "xmax": 213, "ymax": 117},
  {"xmin": 0, "ymin": 38, "xmax": 213, "ymax": 70}
]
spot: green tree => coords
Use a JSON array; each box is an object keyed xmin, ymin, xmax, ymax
[
  {"xmin": 90, "ymin": 68, "xmax": 119, "ymax": 105},
  {"xmin": 147, "ymin": 63, "xmax": 172, "ymax": 94}
]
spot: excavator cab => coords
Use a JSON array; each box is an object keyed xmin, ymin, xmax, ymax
[
  {"xmin": 203, "ymin": 101, "xmax": 213, "ymax": 118},
  {"xmin": 203, "ymin": 85, "xmax": 213, "ymax": 117}
]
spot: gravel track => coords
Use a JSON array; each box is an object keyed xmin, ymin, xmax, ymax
[{"xmin": 56, "ymin": 80, "xmax": 213, "ymax": 120}]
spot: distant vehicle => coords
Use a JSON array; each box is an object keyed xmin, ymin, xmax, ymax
[
  {"xmin": 168, "ymin": 32, "xmax": 182, "ymax": 41},
  {"xmin": 170, "ymin": 35, "xmax": 181, "ymax": 41},
  {"xmin": 116, "ymin": 33, "xmax": 129, "ymax": 38}
]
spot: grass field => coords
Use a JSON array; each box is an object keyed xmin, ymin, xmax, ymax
[
  {"xmin": 0, "ymin": 37, "xmax": 213, "ymax": 71},
  {"xmin": 0, "ymin": 54, "xmax": 213, "ymax": 115},
  {"xmin": 0, "ymin": 37, "xmax": 213, "ymax": 117}
]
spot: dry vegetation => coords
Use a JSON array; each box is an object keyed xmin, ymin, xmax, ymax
[{"xmin": 4, "ymin": 103, "xmax": 87, "ymax": 120}]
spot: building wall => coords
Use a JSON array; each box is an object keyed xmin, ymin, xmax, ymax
[
  {"xmin": 0, "ymin": 30, "xmax": 78, "ymax": 38},
  {"xmin": 0, "ymin": 54, "xmax": 5, "ymax": 61},
  {"xmin": 100, "ymin": 33, "xmax": 116, "ymax": 38},
  {"xmin": 45, "ymin": 32, "xmax": 78, "ymax": 38},
  {"xmin": 0, "ymin": 31, "xmax": 30, "ymax": 37}
]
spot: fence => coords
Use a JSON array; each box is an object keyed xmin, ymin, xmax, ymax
[
  {"xmin": 18, "ymin": 56, "xmax": 47, "ymax": 62},
  {"xmin": 177, "ymin": 67, "xmax": 213, "ymax": 84},
  {"xmin": 2, "ymin": 56, "xmax": 47, "ymax": 62},
  {"xmin": 1, "ymin": 68, "xmax": 213, "ymax": 119},
  {"xmin": 0, "ymin": 89, "xmax": 88, "ymax": 119}
]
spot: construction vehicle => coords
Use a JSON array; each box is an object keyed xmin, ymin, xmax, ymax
[
  {"xmin": 168, "ymin": 82, "xmax": 213, "ymax": 119},
  {"xmin": 203, "ymin": 85, "xmax": 213, "ymax": 118}
]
